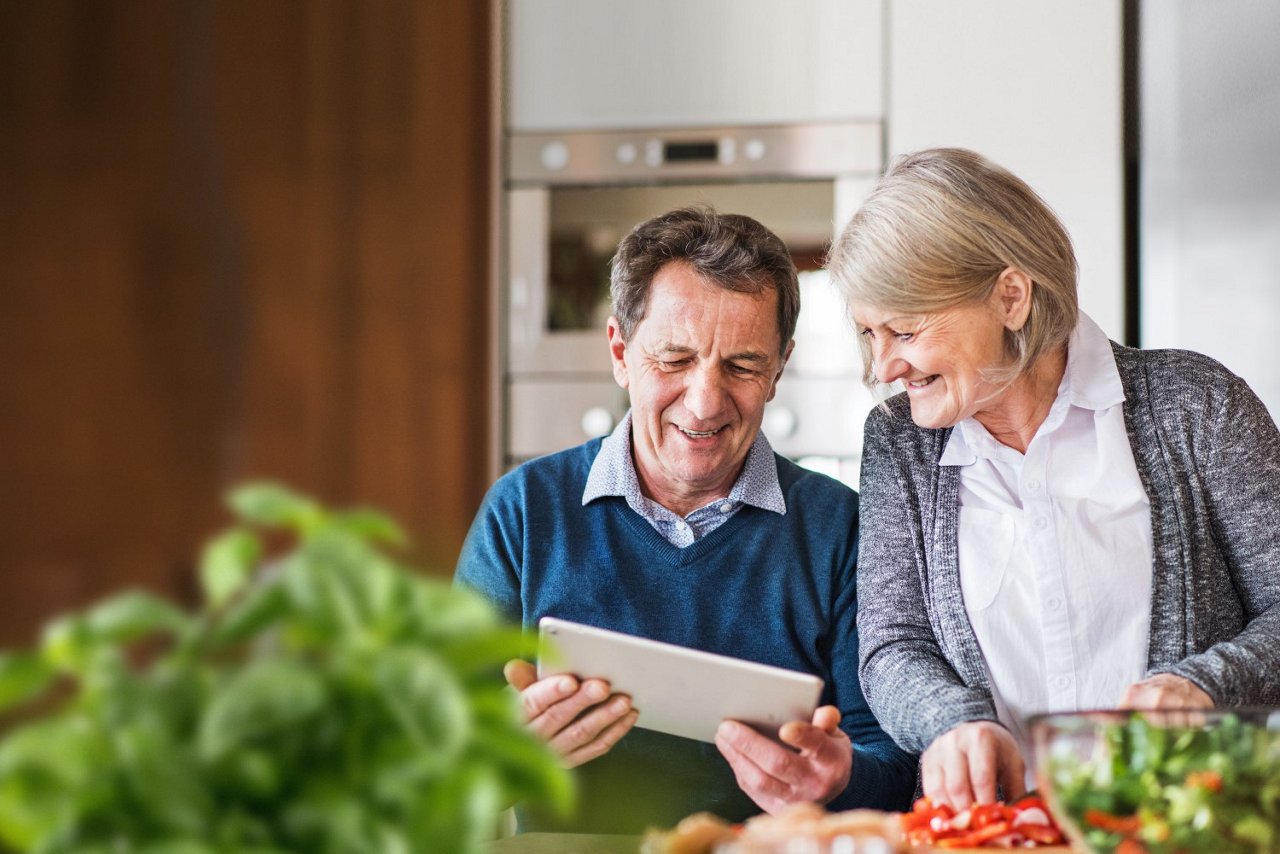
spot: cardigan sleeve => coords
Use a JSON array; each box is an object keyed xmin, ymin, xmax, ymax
[
  {"xmin": 1158, "ymin": 374, "xmax": 1280, "ymax": 705},
  {"xmin": 825, "ymin": 499, "xmax": 918, "ymax": 811},
  {"xmin": 856, "ymin": 406, "xmax": 1000, "ymax": 754}
]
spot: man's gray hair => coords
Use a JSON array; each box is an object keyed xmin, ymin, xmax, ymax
[{"xmin": 609, "ymin": 206, "xmax": 800, "ymax": 354}]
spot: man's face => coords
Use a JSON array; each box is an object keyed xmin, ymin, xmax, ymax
[{"xmin": 608, "ymin": 261, "xmax": 791, "ymax": 515}]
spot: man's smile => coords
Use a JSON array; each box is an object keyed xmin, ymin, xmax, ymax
[{"xmin": 677, "ymin": 425, "xmax": 724, "ymax": 438}]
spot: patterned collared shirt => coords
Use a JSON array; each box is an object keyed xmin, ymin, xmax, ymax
[{"xmin": 582, "ymin": 411, "xmax": 786, "ymax": 548}]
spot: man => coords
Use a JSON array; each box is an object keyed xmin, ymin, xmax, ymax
[{"xmin": 456, "ymin": 207, "xmax": 916, "ymax": 832}]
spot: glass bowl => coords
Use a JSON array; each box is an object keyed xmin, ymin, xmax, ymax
[{"xmin": 1028, "ymin": 708, "xmax": 1280, "ymax": 853}]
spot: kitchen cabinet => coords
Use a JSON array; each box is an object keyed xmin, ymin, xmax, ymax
[
  {"xmin": 887, "ymin": 0, "xmax": 1126, "ymax": 341},
  {"xmin": 507, "ymin": 0, "xmax": 883, "ymax": 131}
]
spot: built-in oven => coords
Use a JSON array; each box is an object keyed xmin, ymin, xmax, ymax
[{"xmin": 502, "ymin": 122, "xmax": 883, "ymax": 487}]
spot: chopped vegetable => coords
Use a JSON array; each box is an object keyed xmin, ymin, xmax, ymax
[
  {"xmin": 903, "ymin": 795, "xmax": 1064, "ymax": 848},
  {"xmin": 1045, "ymin": 712, "xmax": 1280, "ymax": 853}
]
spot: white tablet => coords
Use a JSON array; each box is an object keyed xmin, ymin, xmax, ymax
[{"xmin": 536, "ymin": 617, "xmax": 824, "ymax": 744}]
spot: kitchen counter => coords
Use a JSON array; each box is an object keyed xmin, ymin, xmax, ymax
[
  {"xmin": 489, "ymin": 833, "xmax": 641, "ymax": 853},
  {"xmin": 488, "ymin": 834, "xmax": 1077, "ymax": 854}
]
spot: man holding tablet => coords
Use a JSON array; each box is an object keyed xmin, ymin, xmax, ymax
[{"xmin": 456, "ymin": 207, "xmax": 916, "ymax": 832}]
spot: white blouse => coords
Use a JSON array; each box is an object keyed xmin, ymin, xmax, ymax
[{"xmin": 940, "ymin": 312, "xmax": 1154, "ymax": 754}]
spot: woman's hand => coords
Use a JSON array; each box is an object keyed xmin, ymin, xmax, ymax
[
  {"xmin": 920, "ymin": 721, "xmax": 1026, "ymax": 811},
  {"xmin": 1119, "ymin": 673, "xmax": 1214, "ymax": 709}
]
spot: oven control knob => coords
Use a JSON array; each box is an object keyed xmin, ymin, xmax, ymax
[
  {"xmin": 616, "ymin": 142, "xmax": 638, "ymax": 165},
  {"xmin": 541, "ymin": 140, "xmax": 570, "ymax": 172},
  {"xmin": 763, "ymin": 406, "xmax": 798, "ymax": 439},
  {"xmin": 744, "ymin": 138, "xmax": 767, "ymax": 161},
  {"xmin": 581, "ymin": 407, "xmax": 615, "ymax": 438}
]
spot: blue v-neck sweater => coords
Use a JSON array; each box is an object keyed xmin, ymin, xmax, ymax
[{"xmin": 456, "ymin": 438, "xmax": 916, "ymax": 832}]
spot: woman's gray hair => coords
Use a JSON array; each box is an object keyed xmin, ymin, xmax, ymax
[
  {"xmin": 827, "ymin": 148, "xmax": 1079, "ymax": 387},
  {"xmin": 610, "ymin": 206, "xmax": 800, "ymax": 354}
]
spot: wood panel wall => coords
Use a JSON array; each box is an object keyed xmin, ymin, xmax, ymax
[{"xmin": 0, "ymin": 1, "xmax": 492, "ymax": 646}]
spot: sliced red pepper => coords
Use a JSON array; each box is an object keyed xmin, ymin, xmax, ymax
[
  {"xmin": 934, "ymin": 820, "xmax": 1013, "ymax": 848},
  {"xmin": 1018, "ymin": 823, "xmax": 1063, "ymax": 845},
  {"xmin": 1184, "ymin": 770, "xmax": 1224, "ymax": 793},
  {"xmin": 1115, "ymin": 839, "xmax": 1149, "ymax": 854},
  {"xmin": 1010, "ymin": 795, "xmax": 1050, "ymax": 814},
  {"xmin": 1084, "ymin": 808, "xmax": 1142, "ymax": 835},
  {"xmin": 969, "ymin": 802, "xmax": 1008, "ymax": 829}
]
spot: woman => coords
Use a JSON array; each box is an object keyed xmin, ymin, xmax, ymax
[{"xmin": 828, "ymin": 148, "xmax": 1280, "ymax": 810}]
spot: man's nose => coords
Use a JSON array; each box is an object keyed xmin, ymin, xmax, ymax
[{"xmin": 683, "ymin": 365, "xmax": 728, "ymax": 419}]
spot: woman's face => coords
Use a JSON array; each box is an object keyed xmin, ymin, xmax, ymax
[{"xmin": 850, "ymin": 289, "xmax": 1013, "ymax": 430}]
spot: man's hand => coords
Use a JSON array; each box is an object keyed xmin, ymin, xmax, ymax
[
  {"xmin": 504, "ymin": 659, "xmax": 639, "ymax": 768},
  {"xmin": 920, "ymin": 721, "xmax": 1025, "ymax": 811},
  {"xmin": 1119, "ymin": 673, "xmax": 1214, "ymax": 710},
  {"xmin": 714, "ymin": 705, "xmax": 852, "ymax": 814}
]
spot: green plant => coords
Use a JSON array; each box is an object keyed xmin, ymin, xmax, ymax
[{"xmin": 0, "ymin": 483, "xmax": 573, "ymax": 853}]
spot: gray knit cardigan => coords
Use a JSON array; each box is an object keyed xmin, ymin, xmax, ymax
[{"xmin": 856, "ymin": 342, "xmax": 1280, "ymax": 753}]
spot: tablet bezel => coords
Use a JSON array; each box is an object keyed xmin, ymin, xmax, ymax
[{"xmin": 536, "ymin": 616, "xmax": 824, "ymax": 744}]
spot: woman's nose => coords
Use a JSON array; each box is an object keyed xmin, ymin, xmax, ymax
[{"xmin": 872, "ymin": 339, "xmax": 907, "ymax": 384}]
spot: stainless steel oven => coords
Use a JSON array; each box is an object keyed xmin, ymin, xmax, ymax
[{"xmin": 501, "ymin": 122, "xmax": 883, "ymax": 486}]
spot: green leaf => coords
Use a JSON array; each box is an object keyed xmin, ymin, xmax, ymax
[
  {"xmin": 208, "ymin": 574, "xmax": 290, "ymax": 648},
  {"xmin": 83, "ymin": 590, "xmax": 190, "ymax": 644},
  {"xmin": 38, "ymin": 613, "xmax": 92, "ymax": 674},
  {"xmin": 198, "ymin": 659, "xmax": 327, "ymax": 761},
  {"xmin": 405, "ymin": 764, "xmax": 505, "ymax": 854},
  {"xmin": 374, "ymin": 648, "xmax": 471, "ymax": 768},
  {"xmin": 200, "ymin": 528, "xmax": 261, "ymax": 609},
  {"xmin": 330, "ymin": 508, "xmax": 407, "ymax": 546},
  {"xmin": 401, "ymin": 582, "xmax": 502, "ymax": 643},
  {"xmin": 0, "ymin": 715, "xmax": 105, "ymax": 847},
  {"xmin": 435, "ymin": 627, "xmax": 537, "ymax": 679},
  {"xmin": 0, "ymin": 652, "xmax": 56, "ymax": 713},
  {"xmin": 114, "ymin": 725, "xmax": 212, "ymax": 835},
  {"xmin": 468, "ymin": 717, "xmax": 576, "ymax": 818},
  {"xmin": 227, "ymin": 482, "xmax": 325, "ymax": 532}
]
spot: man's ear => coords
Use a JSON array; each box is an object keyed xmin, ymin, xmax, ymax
[
  {"xmin": 993, "ymin": 267, "xmax": 1034, "ymax": 332},
  {"xmin": 607, "ymin": 317, "xmax": 630, "ymax": 389},
  {"xmin": 766, "ymin": 339, "xmax": 795, "ymax": 402}
]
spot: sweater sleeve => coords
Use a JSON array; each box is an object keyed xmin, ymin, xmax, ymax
[
  {"xmin": 826, "ymin": 497, "xmax": 918, "ymax": 811},
  {"xmin": 454, "ymin": 477, "xmax": 525, "ymax": 625},
  {"xmin": 856, "ymin": 407, "xmax": 999, "ymax": 754},
  {"xmin": 1159, "ymin": 375, "xmax": 1280, "ymax": 705}
]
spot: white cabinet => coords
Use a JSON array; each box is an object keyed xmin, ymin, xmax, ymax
[
  {"xmin": 507, "ymin": 0, "xmax": 884, "ymax": 131},
  {"xmin": 887, "ymin": 0, "xmax": 1125, "ymax": 340}
]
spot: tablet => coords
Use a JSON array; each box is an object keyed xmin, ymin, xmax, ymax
[{"xmin": 536, "ymin": 617, "xmax": 824, "ymax": 744}]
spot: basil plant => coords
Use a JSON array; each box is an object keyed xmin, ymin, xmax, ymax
[{"xmin": 0, "ymin": 483, "xmax": 573, "ymax": 853}]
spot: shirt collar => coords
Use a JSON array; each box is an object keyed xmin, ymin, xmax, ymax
[
  {"xmin": 939, "ymin": 311, "xmax": 1124, "ymax": 467},
  {"xmin": 582, "ymin": 410, "xmax": 786, "ymax": 515}
]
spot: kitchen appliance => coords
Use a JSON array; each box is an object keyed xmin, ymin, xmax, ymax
[{"xmin": 501, "ymin": 122, "xmax": 884, "ymax": 485}]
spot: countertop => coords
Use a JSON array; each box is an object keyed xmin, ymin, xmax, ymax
[{"xmin": 488, "ymin": 834, "xmax": 1076, "ymax": 854}]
